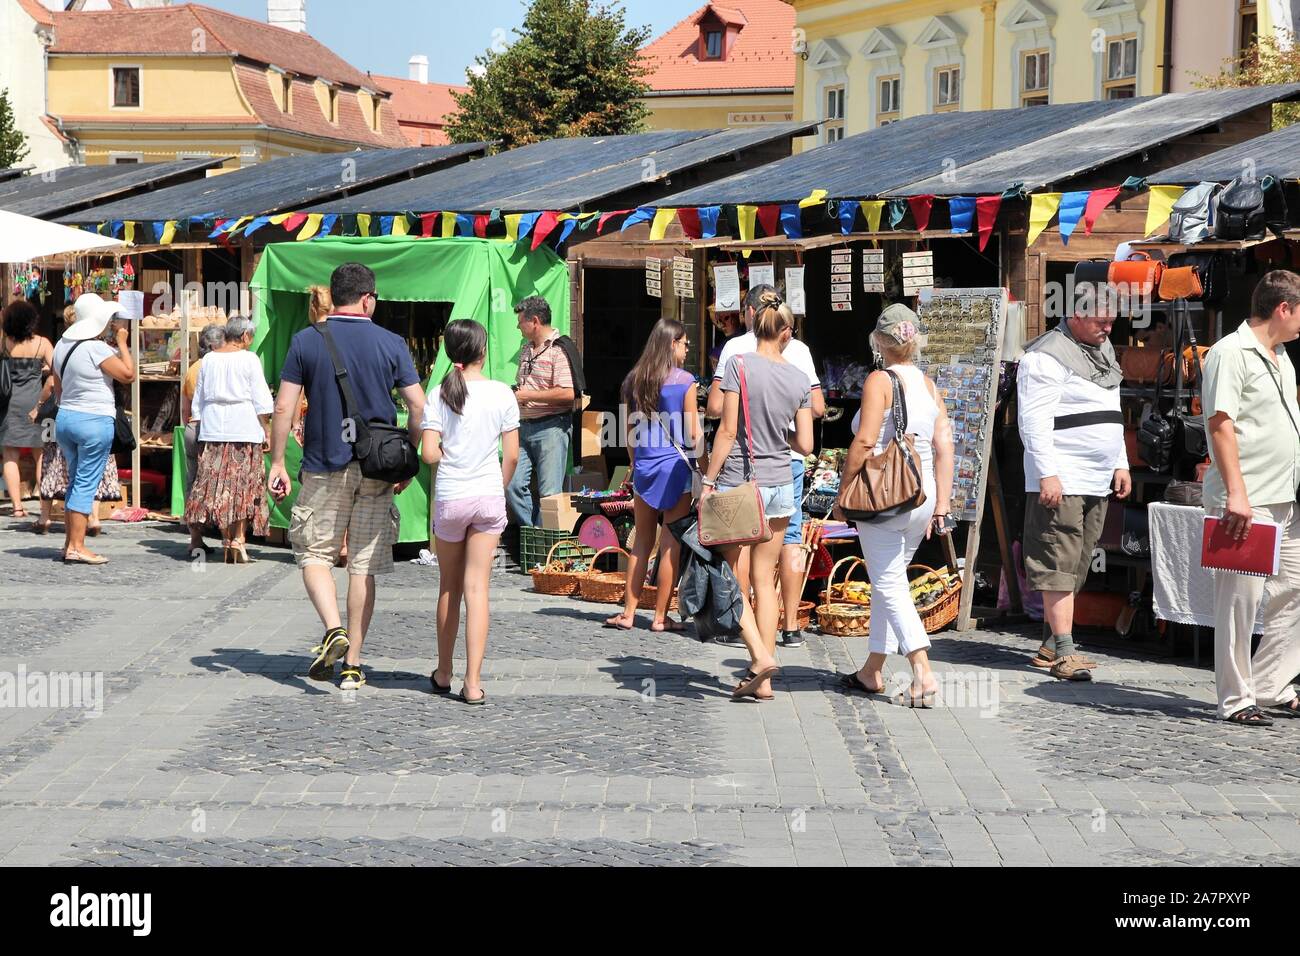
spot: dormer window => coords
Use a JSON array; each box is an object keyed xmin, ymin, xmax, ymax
[
  {"xmin": 705, "ymin": 30, "xmax": 723, "ymax": 59},
  {"xmin": 694, "ymin": 5, "xmax": 744, "ymax": 63},
  {"xmin": 283, "ymin": 74, "xmax": 293, "ymax": 112}
]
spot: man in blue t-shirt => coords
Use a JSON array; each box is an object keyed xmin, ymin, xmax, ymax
[{"xmin": 269, "ymin": 262, "xmax": 425, "ymax": 690}]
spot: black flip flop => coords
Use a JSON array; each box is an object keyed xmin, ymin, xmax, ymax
[
  {"xmin": 429, "ymin": 673, "xmax": 453, "ymax": 695},
  {"xmin": 840, "ymin": 672, "xmax": 885, "ymax": 695},
  {"xmin": 459, "ymin": 687, "xmax": 486, "ymax": 705}
]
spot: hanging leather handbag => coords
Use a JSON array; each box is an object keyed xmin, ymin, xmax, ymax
[
  {"xmin": 1157, "ymin": 266, "xmax": 1202, "ymax": 302},
  {"xmin": 1108, "ymin": 252, "xmax": 1164, "ymax": 297},
  {"xmin": 1073, "ymin": 259, "xmax": 1112, "ymax": 286},
  {"xmin": 1118, "ymin": 345, "xmax": 1162, "ymax": 384},
  {"xmin": 111, "ymin": 406, "xmax": 136, "ymax": 454},
  {"xmin": 1172, "ymin": 317, "xmax": 1209, "ymax": 471},
  {"xmin": 836, "ymin": 370, "xmax": 927, "ymax": 522},
  {"xmin": 698, "ymin": 357, "xmax": 771, "ymax": 547},
  {"xmin": 1158, "ymin": 344, "xmax": 1209, "ymax": 386}
]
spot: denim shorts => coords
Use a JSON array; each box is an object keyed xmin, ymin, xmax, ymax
[
  {"xmin": 716, "ymin": 481, "xmax": 796, "ymax": 520},
  {"xmin": 784, "ymin": 458, "xmax": 806, "ymax": 545}
]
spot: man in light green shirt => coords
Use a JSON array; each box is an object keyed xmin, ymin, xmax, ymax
[{"xmin": 1202, "ymin": 270, "xmax": 1300, "ymax": 727}]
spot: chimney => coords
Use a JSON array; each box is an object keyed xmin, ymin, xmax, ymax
[
  {"xmin": 409, "ymin": 55, "xmax": 429, "ymax": 84},
  {"xmin": 268, "ymin": 0, "xmax": 306, "ymax": 33}
]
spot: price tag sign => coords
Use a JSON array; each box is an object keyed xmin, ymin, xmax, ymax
[
  {"xmin": 645, "ymin": 257, "xmax": 662, "ymax": 299},
  {"xmin": 830, "ymin": 248, "xmax": 853, "ymax": 312}
]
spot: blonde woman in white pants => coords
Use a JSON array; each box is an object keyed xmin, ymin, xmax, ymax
[{"xmin": 837, "ymin": 304, "xmax": 955, "ymax": 707}]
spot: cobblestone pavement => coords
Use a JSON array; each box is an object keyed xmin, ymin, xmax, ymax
[{"xmin": 3, "ymin": 515, "xmax": 1300, "ymax": 867}]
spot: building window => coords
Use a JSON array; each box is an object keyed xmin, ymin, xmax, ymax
[
  {"xmin": 877, "ymin": 75, "xmax": 900, "ymax": 125},
  {"xmin": 1238, "ymin": 1, "xmax": 1258, "ymax": 63},
  {"xmin": 704, "ymin": 30, "xmax": 723, "ymax": 59},
  {"xmin": 111, "ymin": 66, "xmax": 140, "ymax": 108},
  {"xmin": 1022, "ymin": 49, "xmax": 1049, "ymax": 106},
  {"xmin": 934, "ymin": 65, "xmax": 960, "ymax": 112},
  {"xmin": 824, "ymin": 84, "xmax": 845, "ymax": 143},
  {"xmin": 1103, "ymin": 35, "xmax": 1137, "ymax": 99}
]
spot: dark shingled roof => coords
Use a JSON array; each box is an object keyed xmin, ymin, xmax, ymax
[
  {"xmin": 57, "ymin": 145, "xmax": 489, "ymax": 225},
  {"xmin": 0, "ymin": 159, "xmax": 226, "ymax": 219},
  {"xmin": 1149, "ymin": 119, "xmax": 1300, "ymax": 184},
  {"xmin": 298, "ymin": 125, "xmax": 817, "ymax": 215}
]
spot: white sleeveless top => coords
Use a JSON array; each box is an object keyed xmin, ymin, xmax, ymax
[{"xmin": 851, "ymin": 364, "xmax": 939, "ymax": 482}]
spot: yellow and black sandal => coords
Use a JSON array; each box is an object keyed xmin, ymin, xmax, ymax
[
  {"xmin": 339, "ymin": 665, "xmax": 366, "ymax": 690},
  {"xmin": 307, "ymin": 627, "xmax": 349, "ymax": 681}
]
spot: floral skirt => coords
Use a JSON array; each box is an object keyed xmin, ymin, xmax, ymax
[
  {"xmin": 39, "ymin": 442, "xmax": 123, "ymax": 502},
  {"xmin": 184, "ymin": 441, "xmax": 268, "ymax": 537}
]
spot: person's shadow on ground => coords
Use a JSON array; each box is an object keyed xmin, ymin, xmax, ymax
[
  {"xmin": 191, "ymin": 647, "xmax": 430, "ymax": 696},
  {"xmin": 138, "ymin": 537, "xmax": 295, "ymax": 564},
  {"xmin": 1023, "ymin": 678, "xmax": 1214, "ymax": 722}
]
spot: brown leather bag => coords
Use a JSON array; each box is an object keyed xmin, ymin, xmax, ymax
[
  {"xmin": 1108, "ymin": 251, "xmax": 1164, "ymax": 296},
  {"xmin": 1159, "ymin": 345, "xmax": 1209, "ymax": 385},
  {"xmin": 836, "ymin": 369, "xmax": 927, "ymax": 522},
  {"xmin": 698, "ymin": 357, "xmax": 772, "ymax": 547},
  {"xmin": 1158, "ymin": 265, "xmax": 1203, "ymax": 301},
  {"xmin": 1118, "ymin": 345, "xmax": 1162, "ymax": 384}
]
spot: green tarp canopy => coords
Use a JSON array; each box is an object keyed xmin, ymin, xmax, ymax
[{"xmin": 171, "ymin": 235, "xmax": 571, "ymax": 542}]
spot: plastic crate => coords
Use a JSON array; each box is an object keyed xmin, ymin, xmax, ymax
[{"xmin": 519, "ymin": 526, "xmax": 595, "ymax": 573}]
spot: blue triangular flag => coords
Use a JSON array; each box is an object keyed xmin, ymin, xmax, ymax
[
  {"xmin": 151, "ymin": 221, "xmax": 164, "ymax": 243},
  {"xmin": 244, "ymin": 216, "xmax": 272, "ymax": 237},
  {"xmin": 619, "ymin": 207, "xmax": 655, "ymax": 233},
  {"xmin": 455, "ymin": 214, "xmax": 475, "ymax": 237},
  {"xmin": 380, "ymin": 215, "xmax": 395, "ymax": 235},
  {"xmin": 780, "ymin": 203, "xmax": 804, "ymax": 239},
  {"xmin": 948, "ymin": 197, "xmax": 976, "ymax": 234},
  {"xmin": 836, "ymin": 201, "xmax": 857, "ymax": 236},
  {"xmin": 555, "ymin": 218, "xmax": 579, "ymax": 247},
  {"xmin": 1057, "ymin": 190, "xmax": 1091, "ymax": 245},
  {"xmin": 316, "ymin": 214, "xmax": 339, "ymax": 239},
  {"xmin": 698, "ymin": 206, "xmax": 721, "ymax": 240},
  {"xmin": 518, "ymin": 212, "xmax": 542, "ymax": 240}
]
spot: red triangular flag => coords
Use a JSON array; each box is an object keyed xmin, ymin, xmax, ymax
[
  {"xmin": 976, "ymin": 196, "xmax": 1002, "ymax": 252},
  {"xmin": 597, "ymin": 209, "xmax": 633, "ymax": 234},
  {"xmin": 530, "ymin": 211, "xmax": 560, "ymax": 250},
  {"xmin": 474, "ymin": 214, "xmax": 489, "ymax": 238},
  {"xmin": 756, "ymin": 204, "xmax": 780, "ymax": 237},
  {"xmin": 907, "ymin": 196, "xmax": 934, "ymax": 232},
  {"xmin": 420, "ymin": 213, "xmax": 439, "ymax": 237},
  {"xmin": 281, "ymin": 213, "xmax": 308, "ymax": 233},
  {"xmin": 678, "ymin": 207, "xmax": 702, "ymax": 240},
  {"xmin": 1082, "ymin": 186, "xmax": 1122, "ymax": 235}
]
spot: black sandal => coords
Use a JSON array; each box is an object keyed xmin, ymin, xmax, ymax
[
  {"xmin": 429, "ymin": 673, "xmax": 453, "ymax": 695},
  {"xmin": 1225, "ymin": 705, "xmax": 1274, "ymax": 727},
  {"xmin": 840, "ymin": 672, "xmax": 886, "ymax": 695},
  {"xmin": 459, "ymin": 687, "xmax": 486, "ymax": 705},
  {"xmin": 1269, "ymin": 699, "xmax": 1300, "ymax": 718}
]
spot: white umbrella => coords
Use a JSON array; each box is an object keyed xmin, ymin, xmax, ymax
[{"xmin": 0, "ymin": 209, "xmax": 125, "ymax": 263}]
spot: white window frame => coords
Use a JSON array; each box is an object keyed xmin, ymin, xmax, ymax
[
  {"xmin": 824, "ymin": 84, "xmax": 845, "ymax": 143},
  {"xmin": 810, "ymin": 38, "xmax": 850, "ymax": 145},
  {"xmin": 861, "ymin": 27, "xmax": 905, "ymax": 129},
  {"xmin": 1086, "ymin": 0, "xmax": 1141, "ymax": 101},
  {"xmin": 1005, "ymin": 0, "xmax": 1055, "ymax": 107},
  {"xmin": 704, "ymin": 29, "xmax": 723, "ymax": 60},
  {"xmin": 109, "ymin": 63, "xmax": 142, "ymax": 110},
  {"xmin": 877, "ymin": 74, "xmax": 901, "ymax": 124},
  {"xmin": 934, "ymin": 65, "xmax": 961, "ymax": 111}
]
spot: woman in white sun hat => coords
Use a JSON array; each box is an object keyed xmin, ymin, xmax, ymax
[{"xmin": 48, "ymin": 293, "xmax": 136, "ymax": 565}]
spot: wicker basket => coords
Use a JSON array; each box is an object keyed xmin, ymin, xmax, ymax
[
  {"xmin": 638, "ymin": 583, "xmax": 680, "ymax": 612},
  {"xmin": 795, "ymin": 599, "xmax": 815, "ymax": 631},
  {"xmin": 818, "ymin": 556, "xmax": 872, "ymax": 606},
  {"xmin": 816, "ymin": 557, "xmax": 871, "ymax": 636},
  {"xmin": 528, "ymin": 538, "xmax": 593, "ymax": 596},
  {"xmin": 910, "ymin": 563, "xmax": 962, "ymax": 634},
  {"xmin": 577, "ymin": 546, "xmax": 630, "ymax": 604}
]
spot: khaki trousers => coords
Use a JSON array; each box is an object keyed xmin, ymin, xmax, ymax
[{"xmin": 1214, "ymin": 502, "xmax": 1300, "ymax": 718}]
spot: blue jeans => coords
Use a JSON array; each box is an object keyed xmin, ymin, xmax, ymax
[
  {"xmin": 55, "ymin": 409, "xmax": 115, "ymax": 516},
  {"xmin": 506, "ymin": 413, "xmax": 570, "ymax": 526}
]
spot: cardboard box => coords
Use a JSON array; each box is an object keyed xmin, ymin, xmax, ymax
[{"xmin": 539, "ymin": 493, "xmax": 579, "ymax": 531}]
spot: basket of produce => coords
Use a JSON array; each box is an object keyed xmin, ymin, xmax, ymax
[
  {"xmin": 816, "ymin": 556, "xmax": 872, "ymax": 636},
  {"xmin": 528, "ymin": 538, "xmax": 594, "ymax": 596},
  {"xmin": 577, "ymin": 546, "xmax": 631, "ymax": 604},
  {"xmin": 818, "ymin": 556, "xmax": 872, "ymax": 606},
  {"xmin": 910, "ymin": 564, "xmax": 962, "ymax": 634}
]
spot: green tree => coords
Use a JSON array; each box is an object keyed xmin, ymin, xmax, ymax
[
  {"xmin": 1194, "ymin": 30, "xmax": 1300, "ymax": 128},
  {"xmin": 446, "ymin": 0, "xmax": 651, "ymax": 150},
  {"xmin": 0, "ymin": 88, "xmax": 30, "ymax": 168}
]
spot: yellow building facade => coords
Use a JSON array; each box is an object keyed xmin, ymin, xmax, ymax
[{"xmin": 791, "ymin": 0, "xmax": 1271, "ymax": 148}]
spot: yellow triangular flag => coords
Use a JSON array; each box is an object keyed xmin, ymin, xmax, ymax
[
  {"xmin": 736, "ymin": 205, "xmax": 758, "ymax": 258},
  {"xmin": 860, "ymin": 201, "xmax": 884, "ymax": 233},
  {"xmin": 798, "ymin": 189, "xmax": 828, "ymax": 209},
  {"xmin": 650, "ymin": 208, "xmax": 676, "ymax": 241},
  {"xmin": 269, "ymin": 213, "xmax": 292, "ymax": 226},
  {"xmin": 160, "ymin": 221, "xmax": 177, "ymax": 245},
  {"xmin": 441, "ymin": 212, "xmax": 456, "ymax": 238},
  {"xmin": 296, "ymin": 213, "xmax": 324, "ymax": 242},
  {"xmin": 392, "ymin": 215, "xmax": 410, "ymax": 237},
  {"xmin": 1027, "ymin": 192, "xmax": 1063, "ymax": 246},
  {"xmin": 230, "ymin": 216, "xmax": 252, "ymax": 234},
  {"xmin": 124, "ymin": 222, "xmax": 136, "ymax": 245},
  {"xmin": 557, "ymin": 213, "xmax": 575, "ymax": 221},
  {"xmin": 357, "ymin": 214, "xmax": 372, "ymax": 237},
  {"xmin": 1144, "ymin": 185, "xmax": 1186, "ymax": 237},
  {"xmin": 505, "ymin": 214, "xmax": 522, "ymax": 243}
]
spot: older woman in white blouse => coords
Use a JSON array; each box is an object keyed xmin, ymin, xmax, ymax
[{"xmin": 184, "ymin": 315, "xmax": 274, "ymax": 563}]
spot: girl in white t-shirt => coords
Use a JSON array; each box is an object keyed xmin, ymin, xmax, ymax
[{"xmin": 421, "ymin": 320, "xmax": 520, "ymax": 705}]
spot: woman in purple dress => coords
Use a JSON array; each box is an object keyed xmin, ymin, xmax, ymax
[{"xmin": 604, "ymin": 319, "xmax": 705, "ymax": 632}]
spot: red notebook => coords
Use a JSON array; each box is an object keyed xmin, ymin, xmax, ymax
[{"xmin": 1201, "ymin": 516, "xmax": 1282, "ymax": 577}]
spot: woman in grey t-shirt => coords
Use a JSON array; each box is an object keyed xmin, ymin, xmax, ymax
[{"xmin": 700, "ymin": 292, "xmax": 813, "ymax": 701}]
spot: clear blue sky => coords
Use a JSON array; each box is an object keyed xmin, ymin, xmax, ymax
[{"xmin": 180, "ymin": 0, "xmax": 696, "ymax": 85}]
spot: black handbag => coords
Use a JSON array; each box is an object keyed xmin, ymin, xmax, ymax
[
  {"xmin": 1137, "ymin": 304, "xmax": 1207, "ymax": 475},
  {"xmin": 1214, "ymin": 176, "xmax": 1267, "ymax": 241},
  {"xmin": 0, "ymin": 342, "xmax": 12, "ymax": 422},
  {"xmin": 112, "ymin": 406, "xmax": 136, "ymax": 454},
  {"xmin": 314, "ymin": 323, "xmax": 419, "ymax": 484}
]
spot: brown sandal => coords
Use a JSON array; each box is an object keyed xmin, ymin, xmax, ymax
[{"xmin": 1049, "ymin": 654, "xmax": 1094, "ymax": 681}]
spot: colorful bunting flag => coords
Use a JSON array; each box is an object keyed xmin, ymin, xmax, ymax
[
  {"xmin": 781, "ymin": 203, "xmax": 803, "ymax": 239},
  {"xmin": 319, "ymin": 215, "xmax": 339, "ymax": 239},
  {"xmin": 390, "ymin": 214, "xmax": 410, "ymax": 237},
  {"xmin": 207, "ymin": 219, "xmax": 230, "ymax": 239},
  {"xmin": 1027, "ymin": 193, "xmax": 1062, "ymax": 246},
  {"xmin": 124, "ymin": 222, "xmax": 136, "ymax": 245},
  {"xmin": 440, "ymin": 212, "xmax": 457, "ymax": 238},
  {"xmin": 1082, "ymin": 186, "xmax": 1122, "ymax": 235},
  {"xmin": 150, "ymin": 222, "xmax": 163, "ymax": 243},
  {"xmin": 756, "ymin": 205, "xmax": 780, "ymax": 238},
  {"xmin": 798, "ymin": 189, "xmax": 828, "ymax": 209},
  {"xmin": 518, "ymin": 212, "xmax": 542, "ymax": 240},
  {"xmin": 505, "ymin": 214, "xmax": 523, "ymax": 243},
  {"xmin": 1057, "ymin": 190, "xmax": 1090, "ymax": 245},
  {"xmin": 420, "ymin": 213, "xmax": 439, "ymax": 237},
  {"xmin": 736, "ymin": 205, "xmax": 757, "ymax": 243},
  {"xmin": 474, "ymin": 214, "xmax": 489, "ymax": 238},
  {"xmin": 379, "ymin": 215, "xmax": 395, "ymax": 236},
  {"xmin": 948, "ymin": 197, "xmax": 976, "ymax": 234},
  {"xmin": 975, "ymin": 196, "xmax": 1001, "ymax": 252},
  {"xmin": 836, "ymin": 201, "xmax": 857, "ymax": 236},
  {"xmin": 650, "ymin": 208, "xmax": 676, "ymax": 241},
  {"xmin": 860, "ymin": 201, "xmax": 884, "ymax": 234},
  {"xmin": 677, "ymin": 207, "xmax": 702, "ymax": 239},
  {"xmin": 269, "ymin": 213, "xmax": 293, "ymax": 226},
  {"xmin": 555, "ymin": 218, "xmax": 579, "ymax": 246},
  {"xmin": 282, "ymin": 213, "xmax": 308, "ymax": 234},
  {"xmin": 531, "ymin": 211, "xmax": 560, "ymax": 250},
  {"xmin": 455, "ymin": 214, "xmax": 476, "ymax": 237},
  {"xmin": 620, "ymin": 207, "xmax": 655, "ymax": 233},
  {"xmin": 357, "ymin": 214, "xmax": 372, "ymax": 237},
  {"xmin": 297, "ymin": 214, "xmax": 325, "ymax": 241},
  {"xmin": 244, "ymin": 216, "xmax": 271, "ymax": 237},
  {"xmin": 907, "ymin": 196, "xmax": 935, "ymax": 232},
  {"xmin": 886, "ymin": 200, "xmax": 907, "ymax": 229},
  {"xmin": 698, "ymin": 206, "xmax": 721, "ymax": 240},
  {"xmin": 1145, "ymin": 185, "xmax": 1186, "ymax": 237}
]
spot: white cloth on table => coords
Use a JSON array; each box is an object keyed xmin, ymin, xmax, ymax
[{"xmin": 1148, "ymin": 501, "xmax": 1263, "ymax": 633}]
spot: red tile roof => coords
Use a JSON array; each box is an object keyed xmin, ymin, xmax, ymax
[
  {"xmin": 641, "ymin": 0, "xmax": 795, "ymax": 94},
  {"xmin": 373, "ymin": 75, "xmax": 464, "ymax": 127},
  {"xmin": 234, "ymin": 64, "xmax": 409, "ymax": 148},
  {"xmin": 49, "ymin": 4, "xmax": 375, "ymax": 90},
  {"xmin": 16, "ymin": 0, "xmax": 55, "ymax": 27}
]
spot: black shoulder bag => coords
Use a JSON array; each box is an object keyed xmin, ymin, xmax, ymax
[
  {"xmin": 1137, "ymin": 303, "xmax": 1207, "ymax": 475},
  {"xmin": 0, "ymin": 340, "xmax": 12, "ymax": 422},
  {"xmin": 314, "ymin": 323, "xmax": 419, "ymax": 484}
]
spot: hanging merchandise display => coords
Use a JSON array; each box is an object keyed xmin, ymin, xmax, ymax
[
  {"xmin": 672, "ymin": 256, "xmax": 694, "ymax": 298},
  {"xmin": 645, "ymin": 256, "xmax": 662, "ymax": 298},
  {"xmin": 829, "ymin": 248, "xmax": 853, "ymax": 312},
  {"xmin": 862, "ymin": 249, "xmax": 885, "ymax": 293},
  {"xmin": 901, "ymin": 251, "xmax": 935, "ymax": 296}
]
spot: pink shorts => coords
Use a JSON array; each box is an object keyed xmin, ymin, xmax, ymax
[{"xmin": 434, "ymin": 495, "xmax": 508, "ymax": 542}]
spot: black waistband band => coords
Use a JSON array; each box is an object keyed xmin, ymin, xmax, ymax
[{"xmin": 1053, "ymin": 410, "xmax": 1124, "ymax": 431}]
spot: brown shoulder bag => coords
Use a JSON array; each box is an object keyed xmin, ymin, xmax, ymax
[
  {"xmin": 698, "ymin": 357, "xmax": 773, "ymax": 547},
  {"xmin": 836, "ymin": 369, "xmax": 927, "ymax": 522}
]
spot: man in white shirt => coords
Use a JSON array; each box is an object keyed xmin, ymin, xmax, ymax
[
  {"xmin": 707, "ymin": 283, "xmax": 825, "ymax": 647},
  {"xmin": 1017, "ymin": 293, "xmax": 1131, "ymax": 681}
]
